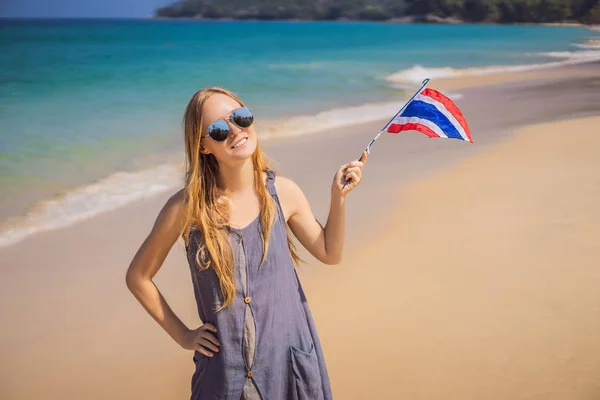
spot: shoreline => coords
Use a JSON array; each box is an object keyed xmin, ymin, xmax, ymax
[
  {"xmin": 433, "ymin": 59, "xmax": 600, "ymax": 91},
  {"xmin": 2, "ymin": 49, "xmax": 600, "ymax": 249}
]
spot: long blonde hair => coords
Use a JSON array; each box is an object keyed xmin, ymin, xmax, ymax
[{"xmin": 181, "ymin": 87, "xmax": 301, "ymax": 310}]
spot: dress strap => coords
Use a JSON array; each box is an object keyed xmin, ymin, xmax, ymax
[
  {"xmin": 265, "ymin": 169, "xmax": 277, "ymax": 196},
  {"xmin": 264, "ymin": 168, "xmax": 286, "ymax": 224}
]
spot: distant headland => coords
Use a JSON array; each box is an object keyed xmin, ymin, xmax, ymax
[{"xmin": 154, "ymin": 0, "xmax": 600, "ymax": 25}]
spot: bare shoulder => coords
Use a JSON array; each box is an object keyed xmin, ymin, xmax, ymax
[
  {"xmin": 273, "ymin": 175, "xmax": 306, "ymax": 221},
  {"xmin": 165, "ymin": 187, "xmax": 186, "ymax": 214},
  {"xmin": 274, "ymin": 174, "xmax": 301, "ymax": 194},
  {"xmin": 153, "ymin": 187, "xmax": 186, "ymax": 235}
]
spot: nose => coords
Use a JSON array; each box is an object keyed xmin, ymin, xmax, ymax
[{"xmin": 228, "ymin": 120, "xmax": 242, "ymax": 137}]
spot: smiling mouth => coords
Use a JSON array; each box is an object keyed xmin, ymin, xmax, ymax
[{"xmin": 231, "ymin": 137, "xmax": 248, "ymax": 149}]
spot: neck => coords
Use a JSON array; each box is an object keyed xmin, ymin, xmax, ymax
[{"xmin": 217, "ymin": 158, "xmax": 255, "ymax": 194}]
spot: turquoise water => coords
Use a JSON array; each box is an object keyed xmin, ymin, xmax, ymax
[{"xmin": 1, "ymin": 19, "xmax": 598, "ymax": 246}]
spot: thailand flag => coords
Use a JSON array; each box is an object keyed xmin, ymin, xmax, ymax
[{"xmin": 386, "ymin": 88, "xmax": 472, "ymax": 143}]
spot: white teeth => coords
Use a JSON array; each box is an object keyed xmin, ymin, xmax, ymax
[{"xmin": 233, "ymin": 138, "xmax": 247, "ymax": 148}]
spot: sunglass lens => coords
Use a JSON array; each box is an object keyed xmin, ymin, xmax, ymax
[
  {"xmin": 207, "ymin": 120, "xmax": 230, "ymax": 142},
  {"xmin": 232, "ymin": 107, "xmax": 254, "ymax": 128}
]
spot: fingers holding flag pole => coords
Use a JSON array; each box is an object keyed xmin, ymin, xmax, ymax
[{"xmin": 342, "ymin": 78, "xmax": 432, "ymax": 189}]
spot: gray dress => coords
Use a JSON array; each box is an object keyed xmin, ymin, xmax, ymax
[{"xmin": 185, "ymin": 170, "xmax": 333, "ymax": 400}]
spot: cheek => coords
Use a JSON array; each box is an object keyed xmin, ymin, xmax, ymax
[
  {"xmin": 202, "ymin": 140, "xmax": 226, "ymax": 159},
  {"xmin": 248, "ymin": 127, "xmax": 258, "ymax": 143},
  {"xmin": 248, "ymin": 130, "xmax": 259, "ymax": 151},
  {"xmin": 213, "ymin": 144, "xmax": 230, "ymax": 158}
]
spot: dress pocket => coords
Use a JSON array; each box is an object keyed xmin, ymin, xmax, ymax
[{"xmin": 290, "ymin": 343, "xmax": 323, "ymax": 400}]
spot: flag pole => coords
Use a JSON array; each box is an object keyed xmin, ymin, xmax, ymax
[{"xmin": 342, "ymin": 77, "xmax": 430, "ymax": 189}]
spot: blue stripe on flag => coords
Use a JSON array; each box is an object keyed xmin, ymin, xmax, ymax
[{"xmin": 400, "ymin": 100, "xmax": 463, "ymax": 139}]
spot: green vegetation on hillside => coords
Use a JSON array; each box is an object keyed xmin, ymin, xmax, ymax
[{"xmin": 155, "ymin": 0, "xmax": 600, "ymax": 24}]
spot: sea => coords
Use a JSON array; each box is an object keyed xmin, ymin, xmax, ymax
[{"xmin": 1, "ymin": 19, "xmax": 599, "ymax": 247}]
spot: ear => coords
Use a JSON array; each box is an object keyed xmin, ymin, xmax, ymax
[{"xmin": 200, "ymin": 144, "xmax": 212, "ymax": 155}]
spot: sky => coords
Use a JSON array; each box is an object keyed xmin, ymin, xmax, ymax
[{"xmin": 0, "ymin": 0, "xmax": 174, "ymax": 18}]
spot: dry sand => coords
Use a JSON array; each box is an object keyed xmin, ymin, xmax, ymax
[
  {"xmin": 1, "ymin": 64, "xmax": 599, "ymax": 399},
  {"xmin": 309, "ymin": 116, "xmax": 600, "ymax": 399}
]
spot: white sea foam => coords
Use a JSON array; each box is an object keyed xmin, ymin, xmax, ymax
[
  {"xmin": 385, "ymin": 47, "xmax": 600, "ymax": 85},
  {"xmin": 259, "ymin": 101, "xmax": 404, "ymax": 138},
  {"xmin": 0, "ymin": 163, "xmax": 183, "ymax": 248},
  {"xmin": 573, "ymin": 43, "xmax": 600, "ymax": 50},
  {"xmin": 538, "ymin": 50, "xmax": 600, "ymax": 59},
  {"xmin": 258, "ymin": 92, "xmax": 465, "ymax": 139}
]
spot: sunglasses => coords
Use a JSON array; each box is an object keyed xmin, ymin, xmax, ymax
[{"xmin": 202, "ymin": 106, "xmax": 254, "ymax": 142}]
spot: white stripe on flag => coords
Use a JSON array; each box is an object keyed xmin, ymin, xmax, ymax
[
  {"xmin": 413, "ymin": 93, "xmax": 469, "ymax": 141},
  {"xmin": 393, "ymin": 116, "xmax": 448, "ymax": 138}
]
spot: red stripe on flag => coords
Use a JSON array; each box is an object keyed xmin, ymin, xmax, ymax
[
  {"xmin": 387, "ymin": 122, "xmax": 441, "ymax": 138},
  {"xmin": 421, "ymin": 88, "xmax": 472, "ymax": 142}
]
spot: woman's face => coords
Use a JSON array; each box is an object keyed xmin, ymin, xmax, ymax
[{"xmin": 200, "ymin": 93, "xmax": 257, "ymax": 165}]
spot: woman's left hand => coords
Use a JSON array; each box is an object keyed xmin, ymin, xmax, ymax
[{"xmin": 332, "ymin": 150, "xmax": 368, "ymax": 197}]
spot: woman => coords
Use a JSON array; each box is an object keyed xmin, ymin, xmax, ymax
[{"xmin": 125, "ymin": 87, "xmax": 366, "ymax": 400}]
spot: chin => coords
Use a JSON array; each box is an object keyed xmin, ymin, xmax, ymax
[{"xmin": 230, "ymin": 138, "xmax": 257, "ymax": 161}]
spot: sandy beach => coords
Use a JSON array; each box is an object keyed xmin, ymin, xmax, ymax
[
  {"xmin": 1, "ymin": 61, "xmax": 600, "ymax": 399},
  {"xmin": 312, "ymin": 114, "xmax": 600, "ymax": 399}
]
